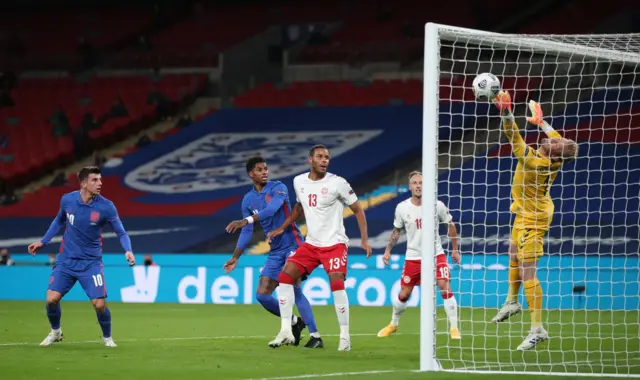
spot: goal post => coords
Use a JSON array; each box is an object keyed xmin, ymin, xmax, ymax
[{"xmin": 421, "ymin": 22, "xmax": 640, "ymax": 376}]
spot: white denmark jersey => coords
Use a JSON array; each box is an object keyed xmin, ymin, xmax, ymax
[
  {"xmin": 393, "ymin": 199, "xmax": 453, "ymax": 260},
  {"xmin": 294, "ymin": 172, "xmax": 358, "ymax": 248}
]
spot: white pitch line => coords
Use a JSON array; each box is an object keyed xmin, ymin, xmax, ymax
[
  {"xmin": 245, "ymin": 369, "xmax": 413, "ymax": 380},
  {"xmin": 247, "ymin": 357, "xmax": 640, "ymax": 380},
  {"xmin": 0, "ymin": 332, "xmax": 420, "ymax": 347}
]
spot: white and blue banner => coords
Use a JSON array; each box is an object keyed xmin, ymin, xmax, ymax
[{"xmin": 1, "ymin": 254, "xmax": 637, "ymax": 311}]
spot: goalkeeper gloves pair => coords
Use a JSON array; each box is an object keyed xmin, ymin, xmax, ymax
[{"xmin": 492, "ymin": 90, "xmax": 545, "ymax": 126}]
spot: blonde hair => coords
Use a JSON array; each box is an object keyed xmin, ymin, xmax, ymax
[
  {"xmin": 562, "ymin": 139, "xmax": 579, "ymax": 161},
  {"xmin": 408, "ymin": 171, "xmax": 422, "ymax": 183}
]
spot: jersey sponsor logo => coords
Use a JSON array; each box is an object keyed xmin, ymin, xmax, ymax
[
  {"xmin": 123, "ymin": 131, "xmax": 382, "ymax": 193},
  {"xmin": 90, "ymin": 211, "xmax": 100, "ymax": 223}
]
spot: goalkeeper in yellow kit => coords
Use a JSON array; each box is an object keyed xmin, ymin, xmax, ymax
[{"xmin": 490, "ymin": 91, "xmax": 579, "ymax": 351}]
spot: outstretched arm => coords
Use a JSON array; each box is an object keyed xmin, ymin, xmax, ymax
[
  {"xmin": 494, "ymin": 91, "xmax": 552, "ymax": 169},
  {"xmin": 493, "ymin": 91, "xmax": 529, "ymax": 160},
  {"xmin": 527, "ymin": 100, "xmax": 562, "ymax": 139}
]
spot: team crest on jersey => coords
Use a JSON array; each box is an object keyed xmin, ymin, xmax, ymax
[
  {"xmin": 403, "ymin": 275, "xmax": 411, "ymax": 284},
  {"xmin": 90, "ymin": 211, "xmax": 100, "ymax": 222},
  {"xmin": 124, "ymin": 130, "xmax": 383, "ymax": 193},
  {"xmin": 265, "ymin": 194, "xmax": 272, "ymax": 203},
  {"xmin": 321, "ymin": 187, "xmax": 328, "ymax": 195}
]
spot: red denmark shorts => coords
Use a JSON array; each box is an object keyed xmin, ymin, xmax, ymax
[
  {"xmin": 401, "ymin": 255, "xmax": 450, "ymax": 287},
  {"xmin": 287, "ymin": 243, "xmax": 348, "ymax": 275}
]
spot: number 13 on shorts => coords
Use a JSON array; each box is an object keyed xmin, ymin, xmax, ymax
[{"xmin": 328, "ymin": 257, "xmax": 342, "ymax": 270}]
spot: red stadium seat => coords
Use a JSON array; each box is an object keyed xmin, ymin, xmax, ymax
[
  {"xmin": 0, "ymin": 74, "xmax": 209, "ymax": 186},
  {"xmin": 234, "ymin": 77, "xmax": 540, "ymax": 108}
]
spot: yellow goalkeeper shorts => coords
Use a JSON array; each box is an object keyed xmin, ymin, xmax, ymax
[{"xmin": 510, "ymin": 226, "xmax": 546, "ymax": 263}]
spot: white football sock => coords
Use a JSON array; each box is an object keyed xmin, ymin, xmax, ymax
[
  {"xmin": 333, "ymin": 290, "xmax": 349, "ymax": 336},
  {"xmin": 443, "ymin": 296, "xmax": 459, "ymax": 330},
  {"xmin": 278, "ymin": 284, "xmax": 295, "ymax": 332},
  {"xmin": 391, "ymin": 297, "xmax": 408, "ymax": 327},
  {"xmin": 310, "ymin": 332, "xmax": 321, "ymax": 338}
]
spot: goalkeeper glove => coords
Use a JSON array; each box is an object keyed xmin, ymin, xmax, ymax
[
  {"xmin": 526, "ymin": 100, "xmax": 544, "ymax": 126},
  {"xmin": 492, "ymin": 90, "xmax": 513, "ymax": 120}
]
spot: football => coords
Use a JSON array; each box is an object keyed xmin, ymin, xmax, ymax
[{"xmin": 472, "ymin": 73, "xmax": 501, "ymax": 101}]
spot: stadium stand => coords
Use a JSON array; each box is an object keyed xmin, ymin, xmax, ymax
[
  {"xmin": 234, "ymin": 76, "xmax": 542, "ymax": 107},
  {"xmin": 292, "ymin": 0, "xmax": 520, "ymax": 63},
  {"xmin": 0, "ymin": 74, "xmax": 209, "ymax": 187},
  {"xmin": 519, "ymin": 0, "xmax": 636, "ymax": 34},
  {"xmin": 0, "ymin": 8, "xmax": 156, "ymax": 71}
]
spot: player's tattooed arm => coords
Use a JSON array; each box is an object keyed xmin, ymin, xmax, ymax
[
  {"xmin": 382, "ymin": 227, "xmax": 402, "ymax": 266},
  {"xmin": 386, "ymin": 227, "xmax": 402, "ymax": 251}
]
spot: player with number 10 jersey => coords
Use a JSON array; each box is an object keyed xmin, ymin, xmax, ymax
[{"xmin": 27, "ymin": 166, "xmax": 136, "ymax": 348}]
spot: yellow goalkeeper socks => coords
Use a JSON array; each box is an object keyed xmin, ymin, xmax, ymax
[
  {"xmin": 524, "ymin": 278, "xmax": 543, "ymax": 329},
  {"xmin": 506, "ymin": 261, "xmax": 521, "ymax": 303}
]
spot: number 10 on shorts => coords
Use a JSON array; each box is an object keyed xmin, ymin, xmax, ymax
[{"xmin": 92, "ymin": 274, "xmax": 104, "ymax": 287}]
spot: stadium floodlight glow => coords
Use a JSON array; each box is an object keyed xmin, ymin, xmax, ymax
[{"xmin": 421, "ymin": 22, "xmax": 640, "ymax": 377}]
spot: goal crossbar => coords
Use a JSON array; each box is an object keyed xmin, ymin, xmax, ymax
[{"xmin": 433, "ymin": 23, "xmax": 640, "ymax": 65}]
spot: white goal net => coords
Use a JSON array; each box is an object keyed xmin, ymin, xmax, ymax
[{"xmin": 421, "ymin": 23, "xmax": 640, "ymax": 377}]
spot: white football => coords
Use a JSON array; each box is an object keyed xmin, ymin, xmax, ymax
[{"xmin": 472, "ymin": 73, "xmax": 501, "ymax": 101}]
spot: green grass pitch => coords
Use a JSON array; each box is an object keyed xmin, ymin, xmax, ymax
[{"xmin": 0, "ymin": 301, "xmax": 637, "ymax": 379}]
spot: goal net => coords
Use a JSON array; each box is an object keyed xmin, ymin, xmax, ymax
[{"xmin": 421, "ymin": 23, "xmax": 640, "ymax": 377}]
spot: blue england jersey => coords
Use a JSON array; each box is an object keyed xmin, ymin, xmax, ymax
[
  {"xmin": 238, "ymin": 181, "xmax": 303, "ymax": 253},
  {"xmin": 41, "ymin": 191, "xmax": 132, "ymax": 272}
]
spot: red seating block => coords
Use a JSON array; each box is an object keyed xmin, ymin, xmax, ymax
[{"xmin": 0, "ymin": 74, "xmax": 209, "ymax": 186}]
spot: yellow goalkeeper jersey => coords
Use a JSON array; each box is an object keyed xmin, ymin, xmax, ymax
[{"xmin": 503, "ymin": 119, "xmax": 564, "ymax": 229}]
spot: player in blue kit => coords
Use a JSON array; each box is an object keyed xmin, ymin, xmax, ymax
[
  {"xmin": 28, "ymin": 166, "xmax": 136, "ymax": 348},
  {"xmin": 224, "ymin": 156, "xmax": 322, "ymax": 348}
]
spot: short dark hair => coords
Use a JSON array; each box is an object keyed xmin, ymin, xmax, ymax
[
  {"xmin": 309, "ymin": 144, "xmax": 328, "ymax": 157},
  {"xmin": 246, "ymin": 156, "xmax": 266, "ymax": 173},
  {"xmin": 77, "ymin": 166, "xmax": 101, "ymax": 183}
]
